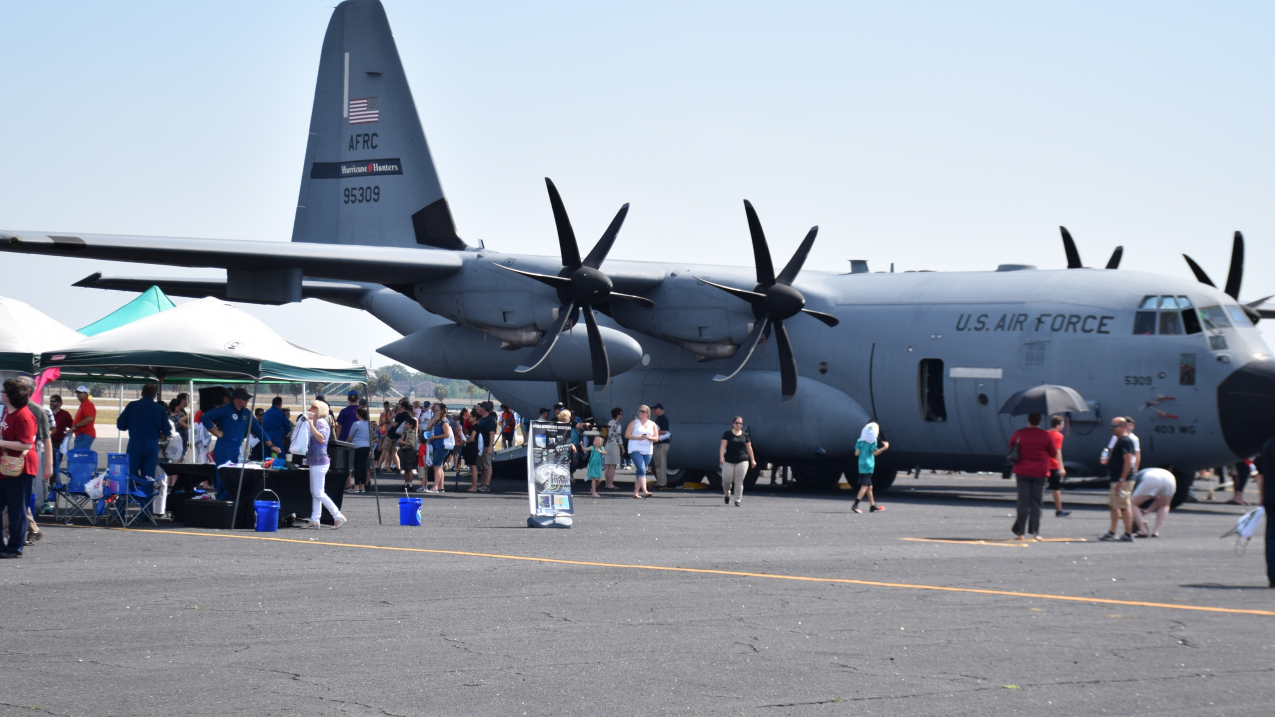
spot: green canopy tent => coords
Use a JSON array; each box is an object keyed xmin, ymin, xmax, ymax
[
  {"xmin": 0, "ymin": 295, "xmax": 84, "ymax": 373},
  {"xmin": 41, "ymin": 297, "xmax": 372, "ymax": 527},
  {"xmin": 78, "ymin": 285, "xmax": 176, "ymax": 337}
]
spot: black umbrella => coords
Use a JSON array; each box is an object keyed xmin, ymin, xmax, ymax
[{"xmin": 998, "ymin": 385, "xmax": 1089, "ymax": 417}]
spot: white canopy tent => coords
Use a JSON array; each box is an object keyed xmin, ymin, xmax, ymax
[
  {"xmin": 0, "ymin": 295, "xmax": 83, "ymax": 373},
  {"xmin": 40, "ymin": 297, "xmax": 373, "ymax": 527}
]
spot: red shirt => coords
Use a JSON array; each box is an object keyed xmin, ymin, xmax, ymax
[
  {"xmin": 51, "ymin": 408, "xmax": 74, "ymax": 445},
  {"xmin": 1009, "ymin": 426, "xmax": 1055, "ymax": 479},
  {"xmin": 73, "ymin": 398, "xmax": 97, "ymax": 438},
  {"xmin": 1, "ymin": 405, "xmax": 39, "ymax": 477},
  {"xmin": 1047, "ymin": 429, "xmax": 1064, "ymax": 471}
]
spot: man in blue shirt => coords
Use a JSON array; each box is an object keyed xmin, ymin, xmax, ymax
[
  {"xmin": 116, "ymin": 383, "xmax": 172, "ymax": 482},
  {"xmin": 200, "ymin": 388, "xmax": 263, "ymax": 499},
  {"xmin": 336, "ymin": 390, "xmax": 360, "ymax": 441},
  {"xmin": 261, "ymin": 396, "xmax": 290, "ymax": 458}
]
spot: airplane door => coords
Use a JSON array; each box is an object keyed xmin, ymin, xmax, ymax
[{"xmin": 948, "ymin": 369, "xmax": 1003, "ymax": 455}]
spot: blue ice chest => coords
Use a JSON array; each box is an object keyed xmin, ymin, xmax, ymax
[{"xmin": 399, "ymin": 497, "xmax": 422, "ymax": 526}]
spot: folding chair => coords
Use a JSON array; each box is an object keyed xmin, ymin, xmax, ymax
[
  {"xmin": 56, "ymin": 449, "xmax": 99, "ymax": 525},
  {"xmin": 113, "ymin": 476, "xmax": 160, "ymax": 527}
]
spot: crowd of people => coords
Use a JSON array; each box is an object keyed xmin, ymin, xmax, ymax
[{"xmin": 2, "ymin": 382, "xmax": 1270, "ymax": 587}]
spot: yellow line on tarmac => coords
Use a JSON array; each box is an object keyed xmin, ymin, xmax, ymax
[
  {"xmin": 900, "ymin": 537, "xmax": 1089, "ymax": 547},
  {"xmin": 61, "ymin": 525, "xmax": 1274, "ymax": 617}
]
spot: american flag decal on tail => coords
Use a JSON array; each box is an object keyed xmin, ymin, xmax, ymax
[{"xmin": 349, "ymin": 97, "xmax": 380, "ymax": 124}]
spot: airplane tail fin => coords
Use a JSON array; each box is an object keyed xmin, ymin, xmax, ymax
[{"xmin": 292, "ymin": 0, "xmax": 465, "ymax": 251}]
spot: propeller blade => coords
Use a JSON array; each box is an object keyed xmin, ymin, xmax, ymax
[
  {"xmin": 1258, "ymin": 309, "xmax": 1275, "ymax": 320},
  {"xmin": 775, "ymin": 226, "xmax": 819, "ymax": 287},
  {"xmin": 1224, "ymin": 231, "xmax": 1244, "ymax": 300},
  {"xmin": 490, "ymin": 262, "xmax": 571, "ymax": 288},
  {"xmin": 694, "ymin": 277, "xmax": 767, "ymax": 304},
  {"xmin": 1245, "ymin": 294, "xmax": 1274, "ymax": 309},
  {"xmin": 1060, "ymin": 226, "xmax": 1082, "ymax": 269},
  {"xmin": 582, "ymin": 203, "xmax": 630, "ymax": 269},
  {"xmin": 712, "ymin": 316, "xmax": 769, "ymax": 383},
  {"xmin": 608, "ymin": 291, "xmax": 655, "ymax": 309},
  {"xmin": 773, "ymin": 320, "xmax": 798, "ymax": 402},
  {"xmin": 743, "ymin": 200, "xmax": 776, "ymax": 286},
  {"xmin": 1242, "ymin": 305, "xmax": 1262, "ymax": 325},
  {"xmin": 581, "ymin": 308, "xmax": 610, "ymax": 391},
  {"xmin": 1105, "ymin": 246, "xmax": 1123, "ymax": 270},
  {"xmin": 800, "ymin": 308, "xmax": 839, "ymax": 327},
  {"xmin": 515, "ymin": 302, "xmax": 575, "ymax": 373},
  {"xmin": 545, "ymin": 178, "xmax": 582, "ymax": 269},
  {"xmin": 1183, "ymin": 254, "xmax": 1216, "ymax": 287}
]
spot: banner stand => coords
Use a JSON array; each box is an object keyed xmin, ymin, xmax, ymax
[{"xmin": 526, "ymin": 420, "xmax": 573, "ymax": 529}]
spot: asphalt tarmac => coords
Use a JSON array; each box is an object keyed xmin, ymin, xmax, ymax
[{"xmin": 2, "ymin": 473, "xmax": 1270, "ymax": 716}]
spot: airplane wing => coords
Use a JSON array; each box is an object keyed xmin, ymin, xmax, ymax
[{"xmin": 0, "ymin": 230, "xmax": 462, "ymax": 284}]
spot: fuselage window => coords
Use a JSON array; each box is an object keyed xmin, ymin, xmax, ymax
[
  {"xmin": 1180, "ymin": 354, "xmax": 1196, "ymax": 386},
  {"xmin": 1200, "ymin": 305, "xmax": 1231, "ymax": 329},
  {"xmin": 1224, "ymin": 305, "xmax": 1252, "ymax": 327},
  {"xmin": 1133, "ymin": 312, "xmax": 1157, "ymax": 335},
  {"xmin": 1159, "ymin": 311, "xmax": 1183, "ymax": 335},
  {"xmin": 918, "ymin": 359, "xmax": 947, "ymax": 422}
]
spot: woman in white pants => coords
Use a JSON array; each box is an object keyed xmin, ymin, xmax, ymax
[
  {"xmin": 719, "ymin": 416, "xmax": 756, "ymax": 507},
  {"xmin": 1131, "ymin": 467, "xmax": 1176, "ymax": 537},
  {"xmin": 301, "ymin": 400, "xmax": 346, "ymax": 529}
]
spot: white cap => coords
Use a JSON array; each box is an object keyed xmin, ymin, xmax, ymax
[{"xmin": 75, "ymin": 385, "xmax": 89, "ymax": 393}]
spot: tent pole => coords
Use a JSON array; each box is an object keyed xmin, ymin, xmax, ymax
[
  {"xmin": 367, "ymin": 381, "xmax": 381, "ymax": 525},
  {"xmin": 186, "ymin": 379, "xmax": 195, "ymax": 464},
  {"xmin": 229, "ymin": 380, "xmax": 260, "ymax": 530}
]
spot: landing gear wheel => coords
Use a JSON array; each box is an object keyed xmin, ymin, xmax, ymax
[
  {"xmin": 871, "ymin": 467, "xmax": 898, "ymax": 493},
  {"xmin": 790, "ymin": 463, "xmax": 843, "ymax": 492},
  {"xmin": 743, "ymin": 464, "xmax": 763, "ymax": 490},
  {"xmin": 706, "ymin": 469, "xmax": 722, "ymax": 491},
  {"xmin": 663, "ymin": 467, "xmax": 686, "ymax": 488},
  {"xmin": 1170, "ymin": 468, "xmax": 1195, "ymax": 509}
]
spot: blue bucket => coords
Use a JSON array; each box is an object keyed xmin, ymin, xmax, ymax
[
  {"xmin": 254, "ymin": 500, "xmax": 280, "ymax": 532},
  {"xmin": 398, "ymin": 497, "xmax": 422, "ymax": 526}
]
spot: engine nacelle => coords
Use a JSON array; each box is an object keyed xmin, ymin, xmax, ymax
[{"xmin": 378, "ymin": 322, "xmax": 643, "ymax": 381}]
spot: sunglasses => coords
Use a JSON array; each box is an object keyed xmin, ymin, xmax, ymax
[{"xmin": 733, "ymin": 421, "xmax": 743, "ymax": 425}]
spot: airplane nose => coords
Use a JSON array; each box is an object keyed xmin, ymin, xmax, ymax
[{"xmin": 1216, "ymin": 358, "xmax": 1275, "ymax": 458}]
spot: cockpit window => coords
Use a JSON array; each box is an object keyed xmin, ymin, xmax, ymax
[
  {"xmin": 1176, "ymin": 295, "xmax": 1193, "ymax": 308},
  {"xmin": 1200, "ymin": 306, "xmax": 1231, "ymax": 329},
  {"xmin": 1138, "ymin": 296, "xmax": 1159, "ymax": 310},
  {"xmin": 1159, "ymin": 295, "xmax": 1181, "ymax": 310},
  {"xmin": 1133, "ymin": 311, "xmax": 1156, "ymax": 335},
  {"xmin": 1225, "ymin": 305, "xmax": 1252, "ymax": 327},
  {"xmin": 1158, "ymin": 311, "xmax": 1183, "ymax": 335}
]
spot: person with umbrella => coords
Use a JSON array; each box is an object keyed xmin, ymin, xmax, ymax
[
  {"xmin": 1006, "ymin": 414, "xmax": 1056, "ymax": 540},
  {"xmin": 999, "ymin": 386, "xmax": 1088, "ymax": 539}
]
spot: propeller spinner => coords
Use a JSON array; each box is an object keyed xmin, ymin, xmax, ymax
[
  {"xmin": 695, "ymin": 200, "xmax": 839, "ymax": 402},
  {"xmin": 493, "ymin": 178, "xmax": 653, "ymax": 391},
  {"xmin": 1182, "ymin": 231, "xmax": 1272, "ymax": 323}
]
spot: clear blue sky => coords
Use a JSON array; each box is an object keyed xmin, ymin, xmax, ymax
[{"xmin": 2, "ymin": 1, "xmax": 1272, "ymax": 363}]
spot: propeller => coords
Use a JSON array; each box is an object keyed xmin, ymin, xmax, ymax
[
  {"xmin": 1060, "ymin": 226, "xmax": 1123, "ymax": 269},
  {"xmin": 1182, "ymin": 231, "xmax": 1272, "ymax": 323},
  {"xmin": 694, "ymin": 200, "xmax": 839, "ymax": 402},
  {"xmin": 493, "ymin": 178, "xmax": 653, "ymax": 391}
]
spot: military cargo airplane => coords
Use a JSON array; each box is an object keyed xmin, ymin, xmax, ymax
[{"xmin": 5, "ymin": 0, "xmax": 1274, "ymax": 504}]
